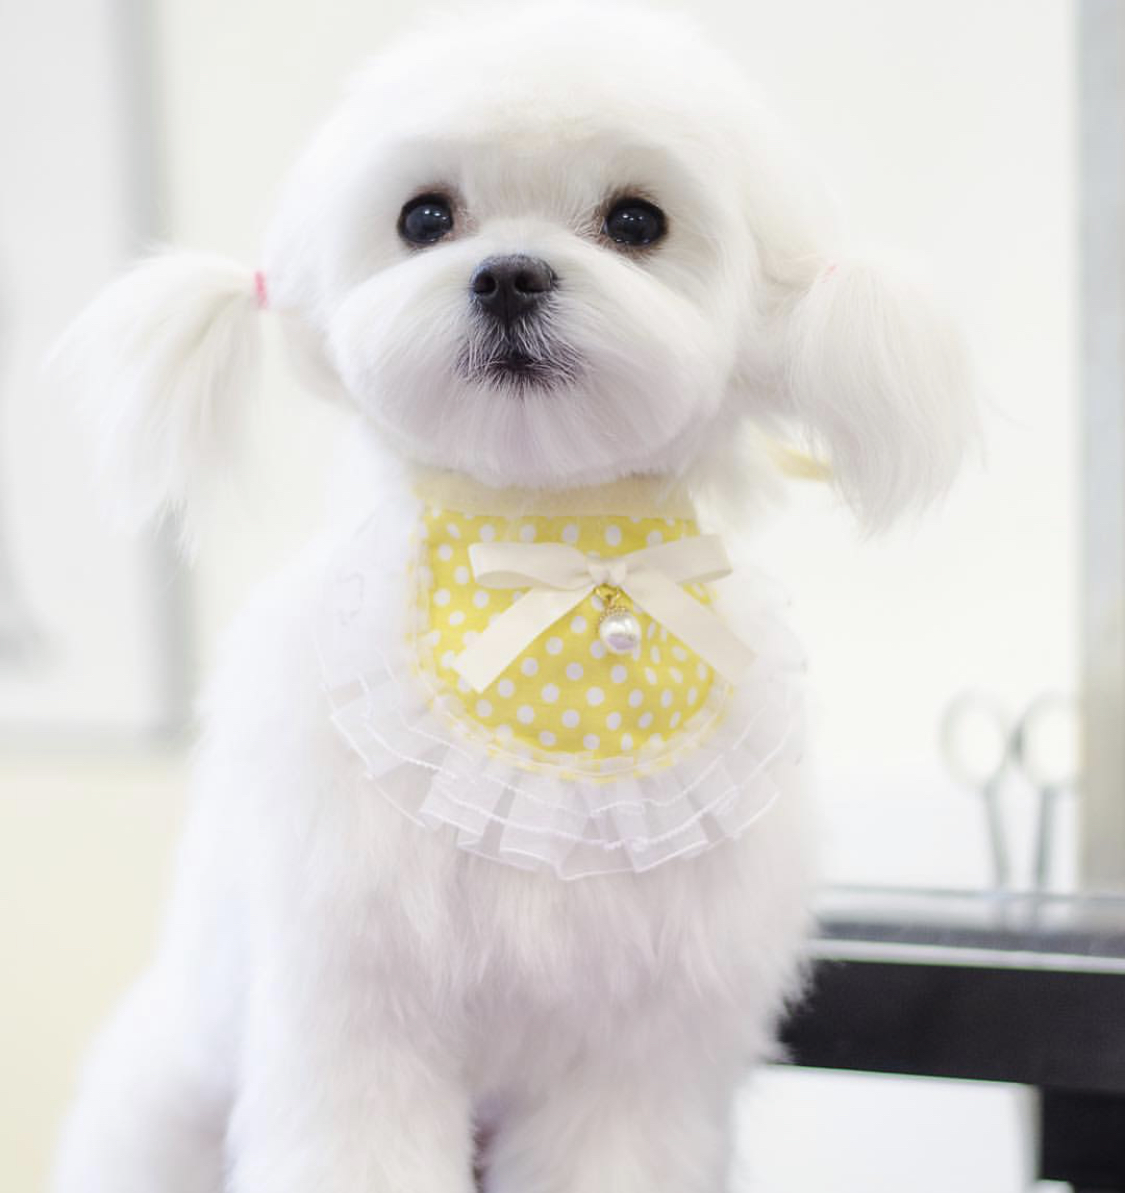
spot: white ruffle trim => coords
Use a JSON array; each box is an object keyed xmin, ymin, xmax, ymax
[{"xmin": 317, "ymin": 518, "xmax": 807, "ymax": 879}]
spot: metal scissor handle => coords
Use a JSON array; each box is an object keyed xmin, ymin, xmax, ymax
[
  {"xmin": 1011, "ymin": 692, "xmax": 1080, "ymax": 891},
  {"xmin": 940, "ymin": 691, "xmax": 1080, "ymax": 892},
  {"xmin": 940, "ymin": 691, "xmax": 1013, "ymax": 889}
]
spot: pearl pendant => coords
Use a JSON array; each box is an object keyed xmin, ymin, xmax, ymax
[{"xmin": 598, "ymin": 608, "xmax": 642, "ymax": 655}]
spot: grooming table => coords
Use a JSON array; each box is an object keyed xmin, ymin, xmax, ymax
[{"xmin": 781, "ymin": 889, "xmax": 1125, "ymax": 1192}]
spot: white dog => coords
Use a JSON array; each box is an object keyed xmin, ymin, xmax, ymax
[{"xmin": 51, "ymin": 5, "xmax": 973, "ymax": 1191}]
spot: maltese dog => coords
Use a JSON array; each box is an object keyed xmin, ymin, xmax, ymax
[{"xmin": 51, "ymin": 4, "xmax": 973, "ymax": 1192}]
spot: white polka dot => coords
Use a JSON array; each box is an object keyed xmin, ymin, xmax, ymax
[
  {"xmin": 562, "ymin": 524, "xmax": 579, "ymax": 544},
  {"xmin": 520, "ymin": 657, "xmax": 539, "ymax": 677},
  {"xmin": 434, "ymin": 589, "xmax": 451, "ymax": 607},
  {"xmin": 541, "ymin": 683, "xmax": 560, "ymax": 703},
  {"xmin": 639, "ymin": 711, "xmax": 654, "ymax": 729},
  {"xmin": 570, "ymin": 615, "xmax": 587, "ymax": 633},
  {"xmin": 670, "ymin": 667, "xmax": 684, "ymax": 684},
  {"xmin": 649, "ymin": 733, "xmax": 664, "ymax": 747},
  {"xmin": 441, "ymin": 650, "xmax": 457, "ymax": 670},
  {"xmin": 644, "ymin": 667, "xmax": 658, "ymax": 685},
  {"xmin": 461, "ymin": 631, "xmax": 478, "ymax": 645},
  {"xmin": 583, "ymin": 733, "xmax": 600, "ymax": 750},
  {"xmin": 562, "ymin": 710, "xmax": 580, "ymax": 729},
  {"xmin": 621, "ymin": 733, "xmax": 634, "ymax": 751},
  {"xmin": 697, "ymin": 663, "xmax": 709, "ymax": 680},
  {"xmin": 611, "ymin": 664, "xmax": 628, "ymax": 683},
  {"xmin": 591, "ymin": 594, "xmax": 606, "ymax": 612},
  {"xmin": 672, "ymin": 646, "xmax": 688, "ymax": 662},
  {"xmin": 660, "ymin": 689, "xmax": 673, "ymax": 708},
  {"xmin": 448, "ymin": 610, "xmax": 466, "ymax": 626},
  {"xmin": 650, "ymin": 646, "xmax": 661, "ymax": 663},
  {"xmin": 546, "ymin": 637, "xmax": 563, "ymax": 655},
  {"xmin": 586, "ymin": 687, "xmax": 605, "ymax": 706},
  {"xmin": 539, "ymin": 730, "xmax": 557, "ymax": 747},
  {"xmin": 437, "ymin": 543, "xmax": 454, "ymax": 561},
  {"xmin": 566, "ymin": 662, "xmax": 584, "ymax": 681},
  {"xmin": 473, "ymin": 590, "xmax": 490, "ymax": 608},
  {"xmin": 517, "ymin": 705, "xmax": 535, "ymax": 724},
  {"xmin": 497, "ymin": 679, "xmax": 515, "ymax": 698},
  {"xmin": 687, "ymin": 687, "xmax": 699, "ymax": 705},
  {"xmin": 646, "ymin": 529, "xmax": 664, "ymax": 547},
  {"xmin": 604, "ymin": 524, "xmax": 622, "ymax": 546},
  {"xmin": 606, "ymin": 711, "xmax": 622, "ymax": 731},
  {"xmin": 476, "ymin": 699, "xmax": 493, "ymax": 717},
  {"xmin": 590, "ymin": 639, "xmax": 607, "ymax": 659},
  {"xmin": 446, "ymin": 523, "xmax": 461, "ymax": 539},
  {"xmin": 454, "ymin": 565, "xmax": 470, "ymax": 585},
  {"xmin": 628, "ymin": 689, "xmax": 644, "ymax": 708},
  {"xmin": 659, "ymin": 627, "xmax": 668, "ymax": 642},
  {"xmin": 478, "ymin": 523, "xmax": 496, "ymax": 541},
  {"xmin": 646, "ymin": 622, "xmax": 657, "ymax": 639},
  {"xmin": 670, "ymin": 711, "xmax": 682, "ymax": 728},
  {"xmin": 519, "ymin": 523, "xmax": 536, "ymax": 542},
  {"xmin": 495, "ymin": 724, "xmax": 513, "ymax": 742},
  {"xmin": 457, "ymin": 677, "xmax": 471, "ymax": 694}
]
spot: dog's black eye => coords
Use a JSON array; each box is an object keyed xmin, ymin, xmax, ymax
[
  {"xmin": 603, "ymin": 198, "xmax": 666, "ymax": 248},
  {"xmin": 399, "ymin": 194, "xmax": 455, "ymax": 245}
]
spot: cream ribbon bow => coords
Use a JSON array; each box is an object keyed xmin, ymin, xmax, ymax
[{"xmin": 452, "ymin": 535, "xmax": 756, "ymax": 693}]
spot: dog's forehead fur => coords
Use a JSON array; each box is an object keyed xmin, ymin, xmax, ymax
[
  {"xmin": 349, "ymin": 2, "xmax": 754, "ymax": 145},
  {"xmin": 308, "ymin": 0, "xmax": 768, "ymax": 230}
]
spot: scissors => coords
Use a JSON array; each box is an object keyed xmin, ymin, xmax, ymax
[{"xmin": 940, "ymin": 691, "xmax": 1079, "ymax": 892}]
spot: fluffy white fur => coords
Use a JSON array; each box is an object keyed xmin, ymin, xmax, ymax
[
  {"xmin": 50, "ymin": 252, "xmax": 262, "ymax": 536},
  {"xmin": 51, "ymin": 5, "xmax": 974, "ymax": 1192}
]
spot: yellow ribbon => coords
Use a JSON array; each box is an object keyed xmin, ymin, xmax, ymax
[
  {"xmin": 452, "ymin": 535, "xmax": 756, "ymax": 693},
  {"xmin": 769, "ymin": 442, "xmax": 833, "ymax": 482}
]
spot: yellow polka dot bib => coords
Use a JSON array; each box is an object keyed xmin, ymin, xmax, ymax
[
  {"xmin": 413, "ymin": 504, "xmax": 721, "ymax": 768},
  {"xmin": 320, "ymin": 468, "xmax": 805, "ymax": 878}
]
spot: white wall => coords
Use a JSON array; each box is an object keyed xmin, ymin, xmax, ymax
[
  {"xmin": 2, "ymin": 0, "xmax": 1079, "ymax": 1189},
  {"xmin": 0, "ymin": 0, "xmax": 179, "ymax": 735}
]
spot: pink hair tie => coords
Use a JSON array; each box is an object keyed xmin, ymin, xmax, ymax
[{"xmin": 253, "ymin": 270, "xmax": 269, "ymax": 311}]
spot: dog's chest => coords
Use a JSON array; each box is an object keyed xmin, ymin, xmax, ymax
[{"xmin": 319, "ymin": 473, "xmax": 805, "ymax": 880}]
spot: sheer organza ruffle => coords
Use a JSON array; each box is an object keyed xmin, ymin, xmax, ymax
[{"xmin": 317, "ymin": 516, "xmax": 806, "ymax": 879}]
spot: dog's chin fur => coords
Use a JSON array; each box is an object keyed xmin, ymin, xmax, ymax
[{"xmin": 50, "ymin": 4, "xmax": 976, "ymax": 1192}]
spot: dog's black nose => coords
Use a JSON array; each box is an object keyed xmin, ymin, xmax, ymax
[{"xmin": 470, "ymin": 255, "xmax": 557, "ymax": 324}]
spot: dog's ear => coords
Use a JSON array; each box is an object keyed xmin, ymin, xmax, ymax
[
  {"xmin": 49, "ymin": 251, "xmax": 263, "ymax": 541},
  {"xmin": 776, "ymin": 257, "xmax": 977, "ymax": 530}
]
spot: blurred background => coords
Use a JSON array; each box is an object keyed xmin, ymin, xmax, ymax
[{"xmin": 1, "ymin": 0, "xmax": 1120, "ymax": 1189}]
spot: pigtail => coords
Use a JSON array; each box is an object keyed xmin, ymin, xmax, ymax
[
  {"xmin": 49, "ymin": 251, "xmax": 265, "ymax": 538},
  {"xmin": 782, "ymin": 258, "xmax": 977, "ymax": 530}
]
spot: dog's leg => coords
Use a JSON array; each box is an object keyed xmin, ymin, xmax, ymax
[
  {"xmin": 52, "ymin": 976, "xmax": 229, "ymax": 1193},
  {"xmin": 227, "ymin": 956, "xmax": 476, "ymax": 1193},
  {"xmin": 484, "ymin": 1036, "xmax": 746, "ymax": 1193}
]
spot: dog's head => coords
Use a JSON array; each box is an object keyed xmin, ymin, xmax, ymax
[
  {"xmin": 56, "ymin": 2, "xmax": 974, "ymax": 531},
  {"xmin": 266, "ymin": 5, "xmax": 782, "ymax": 493}
]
